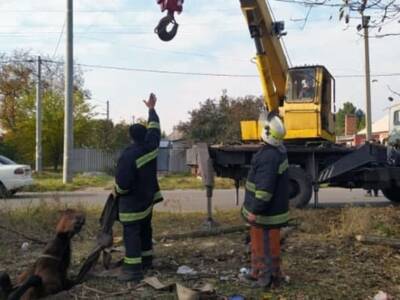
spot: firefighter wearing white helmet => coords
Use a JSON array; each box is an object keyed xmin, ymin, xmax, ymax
[
  {"xmin": 259, "ymin": 111, "xmax": 286, "ymax": 147},
  {"xmin": 241, "ymin": 111, "xmax": 289, "ymax": 288}
]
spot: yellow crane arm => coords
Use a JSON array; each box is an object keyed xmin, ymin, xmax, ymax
[
  {"xmin": 155, "ymin": 0, "xmax": 288, "ymax": 113},
  {"xmin": 240, "ymin": 0, "xmax": 289, "ymax": 113}
]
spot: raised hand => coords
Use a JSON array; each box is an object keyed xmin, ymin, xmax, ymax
[{"xmin": 143, "ymin": 93, "xmax": 157, "ymax": 109}]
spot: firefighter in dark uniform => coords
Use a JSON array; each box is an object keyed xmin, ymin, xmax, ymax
[
  {"xmin": 241, "ymin": 112, "xmax": 289, "ymax": 288},
  {"xmin": 114, "ymin": 93, "xmax": 163, "ymax": 282}
]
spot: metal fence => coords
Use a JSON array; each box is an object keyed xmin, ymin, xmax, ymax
[
  {"xmin": 71, "ymin": 146, "xmax": 188, "ymax": 174},
  {"xmin": 71, "ymin": 148, "xmax": 119, "ymax": 173}
]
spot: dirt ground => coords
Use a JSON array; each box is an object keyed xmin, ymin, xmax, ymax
[{"xmin": 1, "ymin": 202, "xmax": 400, "ymax": 299}]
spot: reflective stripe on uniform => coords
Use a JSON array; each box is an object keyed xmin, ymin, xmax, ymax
[
  {"xmin": 115, "ymin": 182, "xmax": 129, "ymax": 194},
  {"xmin": 242, "ymin": 206, "xmax": 289, "ymax": 225},
  {"xmin": 153, "ymin": 191, "xmax": 163, "ymax": 202},
  {"xmin": 246, "ymin": 181, "xmax": 272, "ymax": 202},
  {"xmin": 245, "ymin": 181, "xmax": 256, "ymax": 192},
  {"xmin": 136, "ymin": 149, "xmax": 159, "ymax": 169},
  {"xmin": 148, "ymin": 121, "xmax": 160, "ymax": 130},
  {"xmin": 142, "ymin": 249, "xmax": 153, "ymax": 257},
  {"xmin": 278, "ymin": 159, "xmax": 289, "ymax": 174},
  {"xmin": 119, "ymin": 205, "xmax": 153, "ymax": 223},
  {"xmin": 124, "ymin": 256, "xmax": 142, "ymax": 265},
  {"xmin": 255, "ymin": 190, "xmax": 272, "ymax": 201}
]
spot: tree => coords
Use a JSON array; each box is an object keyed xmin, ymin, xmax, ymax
[
  {"xmin": 335, "ymin": 101, "xmax": 366, "ymax": 135},
  {"xmin": 0, "ymin": 50, "xmax": 34, "ymax": 132},
  {"xmin": 112, "ymin": 122, "xmax": 131, "ymax": 149},
  {"xmin": 86, "ymin": 119, "xmax": 115, "ymax": 151},
  {"xmin": 86, "ymin": 117, "xmax": 168, "ymax": 153},
  {"xmin": 0, "ymin": 51, "xmax": 94, "ymax": 170},
  {"xmin": 177, "ymin": 92, "xmax": 264, "ymax": 144},
  {"xmin": 0, "ymin": 140, "xmax": 16, "ymax": 160},
  {"xmin": 86, "ymin": 119, "xmax": 133, "ymax": 152},
  {"xmin": 275, "ymin": 0, "xmax": 400, "ymax": 37}
]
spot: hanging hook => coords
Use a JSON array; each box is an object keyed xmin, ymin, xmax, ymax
[{"xmin": 155, "ymin": 13, "xmax": 179, "ymax": 42}]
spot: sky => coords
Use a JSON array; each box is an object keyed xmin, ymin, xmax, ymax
[{"xmin": 0, "ymin": 0, "xmax": 399, "ymax": 134}]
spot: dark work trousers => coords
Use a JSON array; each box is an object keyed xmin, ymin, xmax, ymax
[{"xmin": 122, "ymin": 214, "xmax": 153, "ymax": 279}]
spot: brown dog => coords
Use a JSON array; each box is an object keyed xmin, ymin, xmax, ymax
[{"xmin": 0, "ymin": 209, "xmax": 85, "ymax": 300}]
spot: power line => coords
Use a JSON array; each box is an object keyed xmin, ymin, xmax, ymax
[
  {"xmin": 0, "ymin": 8, "xmax": 238, "ymax": 13},
  {"xmin": 0, "ymin": 23, "xmax": 240, "ymax": 29},
  {"xmin": 0, "ymin": 59, "xmax": 257, "ymax": 77},
  {"xmin": 76, "ymin": 36, "xmax": 251, "ymax": 63},
  {"xmin": 75, "ymin": 62, "xmax": 258, "ymax": 78},
  {"xmin": 1, "ymin": 59, "xmax": 400, "ymax": 79},
  {"xmin": 0, "ymin": 31, "xmax": 153, "ymax": 35},
  {"xmin": 61, "ymin": 61, "xmax": 400, "ymax": 79},
  {"xmin": 272, "ymin": 0, "xmax": 395, "ymax": 10},
  {"xmin": 335, "ymin": 73, "xmax": 400, "ymax": 78},
  {"xmin": 300, "ymin": 6, "xmax": 313, "ymax": 30},
  {"xmin": 52, "ymin": 18, "xmax": 66, "ymax": 58},
  {"xmin": 0, "ymin": 28, "xmax": 244, "ymax": 35}
]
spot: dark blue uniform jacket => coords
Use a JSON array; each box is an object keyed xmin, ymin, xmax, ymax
[
  {"xmin": 242, "ymin": 144, "xmax": 289, "ymax": 228},
  {"xmin": 115, "ymin": 109, "xmax": 162, "ymax": 224}
]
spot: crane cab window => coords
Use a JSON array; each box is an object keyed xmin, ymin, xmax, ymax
[
  {"xmin": 286, "ymin": 68, "xmax": 316, "ymax": 102},
  {"xmin": 394, "ymin": 110, "xmax": 400, "ymax": 126}
]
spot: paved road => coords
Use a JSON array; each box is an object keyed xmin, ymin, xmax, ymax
[{"xmin": 0, "ymin": 188, "xmax": 390, "ymax": 212}]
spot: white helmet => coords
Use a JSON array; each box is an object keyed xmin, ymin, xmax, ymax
[{"xmin": 258, "ymin": 111, "xmax": 286, "ymax": 146}]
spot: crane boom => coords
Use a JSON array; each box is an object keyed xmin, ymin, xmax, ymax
[
  {"xmin": 240, "ymin": 0, "xmax": 289, "ymax": 112},
  {"xmin": 154, "ymin": 0, "xmax": 336, "ymax": 143}
]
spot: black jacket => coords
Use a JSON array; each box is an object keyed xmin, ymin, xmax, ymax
[
  {"xmin": 241, "ymin": 143, "xmax": 289, "ymax": 228},
  {"xmin": 115, "ymin": 109, "xmax": 163, "ymax": 224}
]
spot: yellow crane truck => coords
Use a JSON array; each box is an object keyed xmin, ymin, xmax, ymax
[{"xmin": 182, "ymin": 0, "xmax": 400, "ymax": 225}]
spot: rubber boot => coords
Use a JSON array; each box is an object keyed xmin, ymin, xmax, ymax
[
  {"xmin": 142, "ymin": 256, "xmax": 153, "ymax": 272},
  {"xmin": 118, "ymin": 265, "xmax": 143, "ymax": 283}
]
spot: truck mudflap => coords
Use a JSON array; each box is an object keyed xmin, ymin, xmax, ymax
[{"xmin": 318, "ymin": 143, "xmax": 388, "ymax": 184}]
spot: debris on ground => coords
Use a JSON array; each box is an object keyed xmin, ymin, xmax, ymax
[
  {"xmin": 227, "ymin": 295, "xmax": 246, "ymax": 300},
  {"xmin": 143, "ymin": 276, "xmax": 217, "ymax": 299},
  {"xmin": 20, "ymin": 242, "xmax": 29, "ymax": 251},
  {"xmin": 1, "ymin": 204, "xmax": 400, "ymax": 299},
  {"xmin": 177, "ymin": 265, "xmax": 198, "ymax": 275},
  {"xmin": 356, "ymin": 234, "xmax": 400, "ymax": 249},
  {"xmin": 373, "ymin": 291, "xmax": 394, "ymax": 300}
]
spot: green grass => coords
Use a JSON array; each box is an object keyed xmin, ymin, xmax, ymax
[
  {"xmin": 24, "ymin": 172, "xmax": 114, "ymax": 192},
  {"xmin": 24, "ymin": 172, "xmax": 235, "ymax": 192},
  {"xmin": 158, "ymin": 173, "xmax": 234, "ymax": 190}
]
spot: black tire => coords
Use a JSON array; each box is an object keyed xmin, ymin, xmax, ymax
[
  {"xmin": 288, "ymin": 166, "xmax": 313, "ymax": 208},
  {"xmin": 382, "ymin": 187, "xmax": 400, "ymax": 203},
  {"xmin": 0, "ymin": 183, "xmax": 10, "ymax": 199}
]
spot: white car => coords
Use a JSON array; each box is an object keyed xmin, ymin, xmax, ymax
[{"xmin": 0, "ymin": 155, "xmax": 33, "ymax": 198}]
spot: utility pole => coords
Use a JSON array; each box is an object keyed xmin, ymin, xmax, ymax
[
  {"xmin": 35, "ymin": 56, "xmax": 42, "ymax": 174},
  {"xmin": 106, "ymin": 100, "xmax": 110, "ymax": 121},
  {"xmin": 362, "ymin": 15, "xmax": 372, "ymax": 141},
  {"xmin": 63, "ymin": 0, "xmax": 74, "ymax": 183}
]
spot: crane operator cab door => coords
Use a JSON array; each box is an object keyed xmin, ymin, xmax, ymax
[{"xmin": 282, "ymin": 66, "xmax": 336, "ymax": 142}]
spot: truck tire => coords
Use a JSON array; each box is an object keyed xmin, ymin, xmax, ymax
[
  {"xmin": 0, "ymin": 183, "xmax": 10, "ymax": 199},
  {"xmin": 288, "ymin": 166, "xmax": 313, "ymax": 208},
  {"xmin": 382, "ymin": 187, "xmax": 400, "ymax": 203}
]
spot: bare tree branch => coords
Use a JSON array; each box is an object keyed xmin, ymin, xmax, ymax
[
  {"xmin": 273, "ymin": 0, "xmax": 400, "ymax": 35},
  {"xmin": 374, "ymin": 32, "xmax": 400, "ymax": 36}
]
